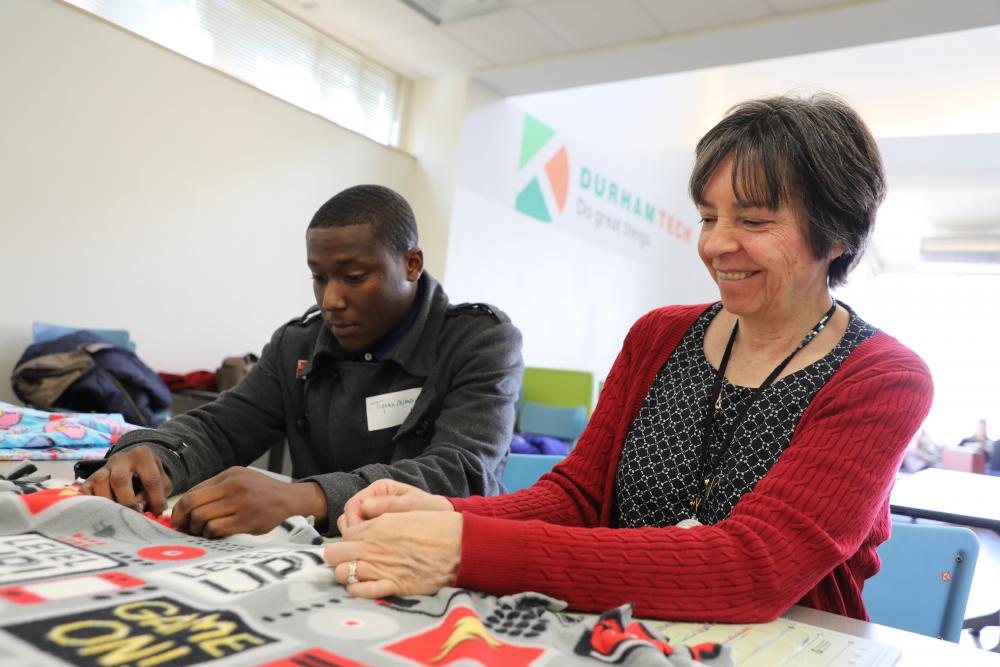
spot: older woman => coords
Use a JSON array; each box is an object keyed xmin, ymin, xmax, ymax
[{"xmin": 323, "ymin": 94, "xmax": 932, "ymax": 624}]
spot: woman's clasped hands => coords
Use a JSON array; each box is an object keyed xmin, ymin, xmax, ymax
[{"xmin": 324, "ymin": 479, "xmax": 463, "ymax": 598}]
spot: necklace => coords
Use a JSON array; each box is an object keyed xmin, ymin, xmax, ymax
[{"xmin": 679, "ymin": 300, "xmax": 839, "ymax": 528}]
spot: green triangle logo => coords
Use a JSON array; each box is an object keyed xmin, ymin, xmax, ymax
[
  {"xmin": 515, "ymin": 177, "xmax": 552, "ymax": 222},
  {"xmin": 519, "ymin": 115, "xmax": 555, "ymax": 170}
]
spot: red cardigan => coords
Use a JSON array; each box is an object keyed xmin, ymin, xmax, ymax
[{"xmin": 451, "ymin": 304, "xmax": 933, "ymax": 623}]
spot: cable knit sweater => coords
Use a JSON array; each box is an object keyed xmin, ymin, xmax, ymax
[{"xmin": 450, "ymin": 304, "xmax": 933, "ymax": 623}]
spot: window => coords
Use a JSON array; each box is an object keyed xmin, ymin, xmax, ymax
[{"xmin": 65, "ymin": 0, "xmax": 403, "ymax": 146}]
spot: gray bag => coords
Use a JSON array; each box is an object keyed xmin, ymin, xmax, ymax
[{"xmin": 215, "ymin": 353, "xmax": 259, "ymax": 392}]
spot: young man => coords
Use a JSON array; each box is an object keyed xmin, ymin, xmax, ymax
[{"xmin": 80, "ymin": 185, "xmax": 523, "ymax": 537}]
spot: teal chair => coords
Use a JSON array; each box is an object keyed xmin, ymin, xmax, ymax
[
  {"xmin": 503, "ymin": 367, "xmax": 593, "ymax": 492},
  {"xmin": 33, "ymin": 321, "xmax": 136, "ymax": 352},
  {"xmin": 518, "ymin": 401, "xmax": 586, "ymax": 442},
  {"xmin": 862, "ymin": 522, "xmax": 979, "ymax": 642},
  {"xmin": 505, "ymin": 399, "xmax": 582, "ymax": 492},
  {"xmin": 502, "ymin": 453, "xmax": 565, "ymax": 492}
]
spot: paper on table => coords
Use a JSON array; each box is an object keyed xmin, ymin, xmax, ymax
[{"xmin": 647, "ymin": 617, "xmax": 899, "ymax": 667}]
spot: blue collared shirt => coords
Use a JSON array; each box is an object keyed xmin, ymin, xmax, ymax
[{"xmin": 354, "ymin": 280, "xmax": 426, "ymax": 363}]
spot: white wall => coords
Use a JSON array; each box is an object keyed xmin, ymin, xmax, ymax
[
  {"xmin": 449, "ymin": 34, "xmax": 1000, "ymax": 436},
  {"xmin": 9, "ymin": 0, "xmax": 994, "ymax": 439},
  {"xmin": 443, "ymin": 82, "xmax": 716, "ymax": 386},
  {"xmin": 836, "ymin": 272, "xmax": 1000, "ymax": 446},
  {"xmin": 398, "ymin": 74, "xmax": 471, "ymax": 284},
  {"xmin": 0, "ymin": 0, "xmax": 453, "ymax": 402}
]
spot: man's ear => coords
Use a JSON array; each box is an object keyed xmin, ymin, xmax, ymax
[{"xmin": 404, "ymin": 247, "xmax": 424, "ymax": 281}]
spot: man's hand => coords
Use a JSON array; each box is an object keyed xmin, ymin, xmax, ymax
[
  {"xmin": 325, "ymin": 511, "xmax": 462, "ymax": 599},
  {"xmin": 79, "ymin": 445, "xmax": 172, "ymax": 517},
  {"xmin": 338, "ymin": 479, "xmax": 453, "ymax": 533},
  {"xmin": 171, "ymin": 467, "xmax": 328, "ymax": 538}
]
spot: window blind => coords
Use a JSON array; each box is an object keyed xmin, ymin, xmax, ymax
[{"xmin": 65, "ymin": 0, "xmax": 403, "ymax": 146}]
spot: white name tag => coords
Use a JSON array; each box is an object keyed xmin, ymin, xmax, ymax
[{"xmin": 366, "ymin": 387, "xmax": 422, "ymax": 431}]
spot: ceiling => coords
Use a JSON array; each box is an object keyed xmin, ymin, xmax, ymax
[
  {"xmin": 267, "ymin": 0, "xmax": 1000, "ymax": 273},
  {"xmin": 268, "ymin": 0, "xmax": 1000, "ymax": 95},
  {"xmin": 268, "ymin": 0, "xmax": 866, "ymax": 80}
]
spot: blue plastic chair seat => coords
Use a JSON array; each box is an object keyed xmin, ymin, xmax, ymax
[{"xmin": 502, "ymin": 453, "xmax": 565, "ymax": 492}]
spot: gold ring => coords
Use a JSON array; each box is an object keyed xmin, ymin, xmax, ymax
[{"xmin": 347, "ymin": 559, "xmax": 359, "ymax": 585}]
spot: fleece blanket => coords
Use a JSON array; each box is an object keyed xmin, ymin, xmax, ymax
[
  {"xmin": 0, "ymin": 488, "xmax": 733, "ymax": 667},
  {"xmin": 0, "ymin": 402, "xmax": 139, "ymax": 460}
]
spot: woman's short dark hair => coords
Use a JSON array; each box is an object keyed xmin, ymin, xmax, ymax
[
  {"xmin": 308, "ymin": 184, "xmax": 418, "ymax": 256},
  {"xmin": 689, "ymin": 93, "xmax": 885, "ymax": 287}
]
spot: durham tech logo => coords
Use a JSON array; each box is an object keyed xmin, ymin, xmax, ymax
[{"xmin": 515, "ymin": 115, "xmax": 568, "ymax": 223}]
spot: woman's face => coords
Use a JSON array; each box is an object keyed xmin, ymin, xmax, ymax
[{"xmin": 696, "ymin": 158, "xmax": 836, "ymax": 323}]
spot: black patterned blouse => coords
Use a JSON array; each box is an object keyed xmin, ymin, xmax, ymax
[{"xmin": 615, "ymin": 301, "xmax": 875, "ymax": 528}]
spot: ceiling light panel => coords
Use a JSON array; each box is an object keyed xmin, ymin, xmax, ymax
[{"xmin": 401, "ymin": 0, "xmax": 513, "ymax": 23}]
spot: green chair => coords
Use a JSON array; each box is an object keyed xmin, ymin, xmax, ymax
[{"xmin": 521, "ymin": 367, "xmax": 594, "ymax": 415}]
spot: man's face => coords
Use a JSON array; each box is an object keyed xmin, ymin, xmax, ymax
[{"xmin": 306, "ymin": 224, "xmax": 422, "ymax": 352}]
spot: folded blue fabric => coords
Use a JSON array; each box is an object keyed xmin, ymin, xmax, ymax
[
  {"xmin": 510, "ymin": 432, "xmax": 571, "ymax": 456},
  {"xmin": 0, "ymin": 402, "xmax": 139, "ymax": 449}
]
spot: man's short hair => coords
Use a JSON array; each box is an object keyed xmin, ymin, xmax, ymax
[
  {"xmin": 689, "ymin": 93, "xmax": 885, "ymax": 287},
  {"xmin": 308, "ymin": 185, "xmax": 418, "ymax": 256}
]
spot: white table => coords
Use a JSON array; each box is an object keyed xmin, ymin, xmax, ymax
[
  {"xmin": 0, "ymin": 458, "xmax": 79, "ymax": 481},
  {"xmin": 890, "ymin": 468, "xmax": 1000, "ymax": 531},
  {"xmin": 786, "ymin": 606, "xmax": 1000, "ymax": 666}
]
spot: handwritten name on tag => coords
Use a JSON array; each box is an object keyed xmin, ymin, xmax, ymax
[{"xmin": 366, "ymin": 387, "xmax": 422, "ymax": 431}]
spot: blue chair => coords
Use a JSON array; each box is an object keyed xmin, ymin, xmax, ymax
[
  {"xmin": 502, "ymin": 453, "xmax": 565, "ymax": 492},
  {"xmin": 518, "ymin": 401, "xmax": 586, "ymax": 442},
  {"xmin": 503, "ymin": 368, "xmax": 591, "ymax": 492},
  {"xmin": 862, "ymin": 522, "xmax": 979, "ymax": 642}
]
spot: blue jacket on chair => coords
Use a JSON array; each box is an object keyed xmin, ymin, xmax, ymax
[{"xmin": 11, "ymin": 331, "xmax": 170, "ymax": 427}]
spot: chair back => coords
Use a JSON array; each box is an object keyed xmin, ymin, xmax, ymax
[
  {"xmin": 33, "ymin": 321, "xmax": 136, "ymax": 352},
  {"xmin": 862, "ymin": 522, "xmax": 979, "ymax": 642},
  {"xmin": 521, "ymin": 367, "xmax": 594, "ymax": 415},
  {"xmin": 518, "ymin": 401, "xmax": 586, "ymax": 441},
  {"xmin": 502, "ymin": 453, "xmax": 565, "ymax": 492}
]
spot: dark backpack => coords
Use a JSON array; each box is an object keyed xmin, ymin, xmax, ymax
[{"xmin": 11, "ymin": 331, "xmax": 171, "ymax": 427}]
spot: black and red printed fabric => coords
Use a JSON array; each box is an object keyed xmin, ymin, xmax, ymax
[{"xmin": 0, "ymin": 487, "xmax": 732, "ymax": 666}]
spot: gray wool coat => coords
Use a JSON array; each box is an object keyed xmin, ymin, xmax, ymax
[{"xmin": 109, "ymin": 273, "xmax": 523, "ymax": 533}]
